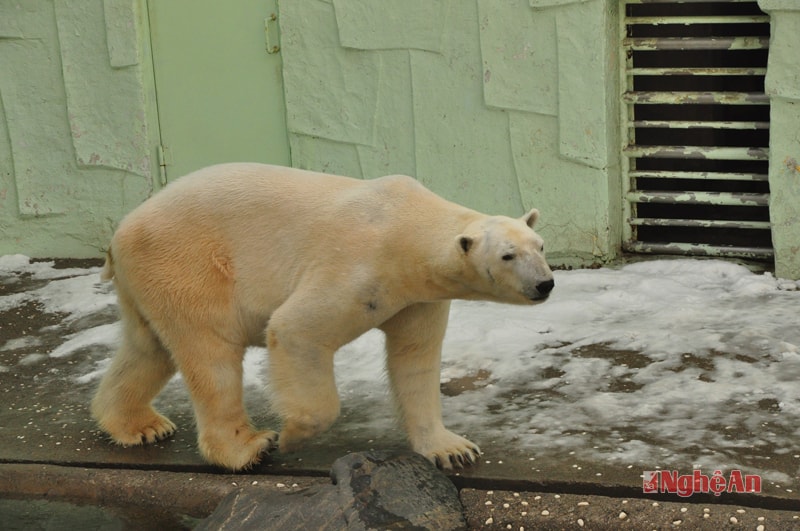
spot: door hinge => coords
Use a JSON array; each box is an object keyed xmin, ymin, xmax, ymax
[
  {"xmin": 265, "ymin": 13, "xmax": 280, "ymax": 54},
  {"xmin": 157, "ymin": 145, "xmax": 168, "ymax": 186}
]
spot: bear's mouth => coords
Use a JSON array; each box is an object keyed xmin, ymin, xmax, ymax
[{"xmin": 528, "ymin": 293, "xmax": 550, "ymax": 303}]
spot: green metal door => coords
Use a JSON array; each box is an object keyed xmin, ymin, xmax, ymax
[{"xmin": 147, "ymin": 0, "xmax": 290, "ymax": 181}]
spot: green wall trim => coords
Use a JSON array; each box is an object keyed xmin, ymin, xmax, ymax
[
  {"xmin": 758, "ymin": 1, "xmax": 800, "ymax": 278},
  {"xmin": 758, "ymin": 0, "xmax": 800, "ymax": 11}
]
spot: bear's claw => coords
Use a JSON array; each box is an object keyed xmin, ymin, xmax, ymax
[
  {"xmin": 431, "ymin": 446, "xmax": 481, "ymax": 470},
  {"xmin": 100, "ymin": 411, "xmax": 177, "ymax": 447},
  {"xmin": 416, "ymin": 430, "xmax": 482, "ymax": 471}
]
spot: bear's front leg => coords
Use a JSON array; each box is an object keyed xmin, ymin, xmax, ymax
[
  {"xmin": 381, "ymin": 301, "xmax": 481, "ymax": 469},
  {"xmin": 266, "ymin": 305, "xmax": 344, "ymax": 453}
]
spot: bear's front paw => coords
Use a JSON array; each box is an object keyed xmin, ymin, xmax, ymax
[
  {"xmin": 413, "ymin": 429, "xmax": 482, "ymax": 470},
  {"xmin": 199, "ymin": 426, "xmax": 278, "ymax": 471}
]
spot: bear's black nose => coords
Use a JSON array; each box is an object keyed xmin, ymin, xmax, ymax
[{"xmin": 536, "ymin": 279, "xmax": 555, "ymax": 295}]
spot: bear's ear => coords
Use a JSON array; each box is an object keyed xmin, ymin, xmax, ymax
[
  {"xmin": 457, "ymin": 235, "xmax": 474, "ymax": 254},
  {"xmin": 522, "ymin": 208, "xmax": 540, "ymax": 228}
]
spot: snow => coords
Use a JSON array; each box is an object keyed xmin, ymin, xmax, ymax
[
  {"xmin": 2, "ymin": 255, "xmax": 799, "ymax": 482},
  {"xmin": 49, "ymin": 322, "xmax": 120, "ymax": 359},
  {"xmin": 0, "ymin": 255, "xmax": 112, "ymax": 318}
]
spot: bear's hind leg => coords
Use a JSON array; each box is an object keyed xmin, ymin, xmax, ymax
[
  {"xmin": 92, "ymin": 293, "xmax": 177, "ymax": 446},
  {"xmin": 381, "ymin": 301, "xmax": 481, "ymax": 469},
  {"xmin": 166, "ymin": 331, "xmax": 277, "ymax": 471}
]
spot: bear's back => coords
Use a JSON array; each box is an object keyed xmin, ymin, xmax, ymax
[
  {"xmin": 112, "ymin": 163, "xmax": 474, "ymax": 272},
  {"xmin": 145, "ymin": 163, "xmax": 439, "ymax": 217}
]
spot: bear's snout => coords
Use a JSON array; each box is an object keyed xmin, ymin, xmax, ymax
[
  {"xmin": 537, "ymin": 279, "xmax": 555, "ymax": 295},
  {"xmin": 526, "ymin": 278, "xmax": 554, "ymax": 301}
]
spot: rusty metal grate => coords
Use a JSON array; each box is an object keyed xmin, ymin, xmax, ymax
[{"xmin": 621, "ymin": 0, "xmax": 772, "ymax": 260}]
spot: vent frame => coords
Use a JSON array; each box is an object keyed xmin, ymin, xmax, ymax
[{"xmin": 620, "ymin": 0, "xmax": 773, "ymax": 261}]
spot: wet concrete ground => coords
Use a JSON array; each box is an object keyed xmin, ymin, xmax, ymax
[{"xmin": 1, "ymin": 258, "xmax": 798, "ymax": 529}]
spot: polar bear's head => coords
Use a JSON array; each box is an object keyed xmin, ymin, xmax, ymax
[{"xmin": 456, "ymin": 209, "xmax": 554, "ymax": 305}]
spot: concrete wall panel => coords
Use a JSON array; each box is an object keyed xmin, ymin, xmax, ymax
[{"xmin": 0, "ymin": 0, "xmax": 156, "ymax": 257}]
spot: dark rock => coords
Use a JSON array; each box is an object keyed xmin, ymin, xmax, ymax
[
  {"xmin": 331, "ymin": 451, "xmax": 467, "ymax": 530},
  {"xmin": 197, "ymin": 451, "xmax": 466, "ymax": 530}
]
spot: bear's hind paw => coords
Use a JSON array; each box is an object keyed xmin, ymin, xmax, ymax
[{"xmin": 200, "ymin": 428, "xmax": 278, "ymax": 471}]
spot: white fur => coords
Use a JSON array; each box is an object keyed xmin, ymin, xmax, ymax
[{"xmin": 91, "ymin": 163, "xmax": 554, "ymax": 470}]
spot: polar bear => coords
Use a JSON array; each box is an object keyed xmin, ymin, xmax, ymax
[{"xmin": 91, "ymin": 163, "xmax": 554, "ymax": 471}]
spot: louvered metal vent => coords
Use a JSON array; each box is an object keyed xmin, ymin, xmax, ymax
[{"xmin": 621, "ymin": 0, "xmax": 772, "ymax": 260}]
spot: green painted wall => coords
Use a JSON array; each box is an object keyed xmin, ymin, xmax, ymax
[
  {"xmin": 0, "ymin": 0, "xmax": 159, "ymax": 258},
  {"xmin": 280, "ymin": 0, "xmax": 621, "ymax": 267},
  {"xmin": 758, "ymin": 0, "xmax": 800, "ymax": 280},
  {"xmin": 0, "ymin": 0, "xmax": 290, "ymax": 259},
  {"xmin": 1, "ymin": 0, "xmax": 798, "ymax": 278}
]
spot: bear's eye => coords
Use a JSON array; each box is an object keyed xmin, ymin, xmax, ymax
[{"xmin": 502, "ymin": 253, "xmax": 515, "ymax": 261}]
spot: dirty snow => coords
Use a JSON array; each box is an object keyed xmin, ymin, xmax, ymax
[{"xmin": 2, "ymin": 255, "xmax": 799, "ymax": 484}]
